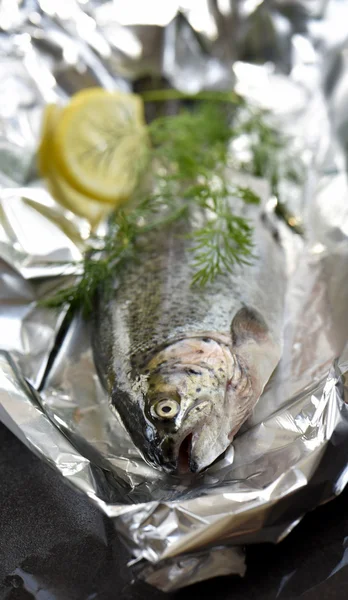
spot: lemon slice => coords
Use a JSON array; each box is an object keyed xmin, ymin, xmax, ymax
[
  {"xmin": 47, "ymin": 164, "xmax": 112, "ymax": 227},
  {"xmin": 38, "ymin": 103, "xmax": 62, "ymax": 177},
  {"xmin": 53, "ymin": 88, "xmax": 148, "ymax": 204}
]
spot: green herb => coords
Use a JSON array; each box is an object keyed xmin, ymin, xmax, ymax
[
  {"xmin": 189, "ymin": 186, "xmax": 259, "ymax": 286},
  {"xmin": 43, "ymin": 198, "xmax": 189, "ymax": 315},
  {"xmin": 43, "ymin": 92, "xmax": 302, "ymax": 315},
  {"xmin": 231, "ymin": 106, "xmax": 304, "ymax": 234},
  {"xmin": 139, "ymin": 88, "xmax": 242, "ymax": 104}
]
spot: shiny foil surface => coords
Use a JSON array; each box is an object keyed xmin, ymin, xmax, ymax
[{"xmin": 1, "ymin": 0, "xmax": 348, "ymax": 591}]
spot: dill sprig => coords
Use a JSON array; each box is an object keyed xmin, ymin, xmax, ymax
[
  {"xmin": 43, "ymin": 93, "xmax": 301, "ymax": 315},
  {"xmin": 44, "ymin": 101, "xmax": 257, "ymax": 314},
  {"xmin": 188, "ymin": 183, "xmax": 260, "ymax": 286},
  {"xmin": 230, "ymin": 106, "xmax": 304, "ymax": 234},
  {"xmin": 43, "ymin": 196, "xmax": 189, "ymax": 314}
]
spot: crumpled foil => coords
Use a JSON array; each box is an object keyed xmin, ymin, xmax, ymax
[{"xmin": 1, "ymin": 0, "xmax": 348, "ymax": 592}]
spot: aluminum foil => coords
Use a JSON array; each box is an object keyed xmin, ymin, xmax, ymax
[{"xmin": 1, "ymin": 0, "xmax": 348, "ymax": 592}]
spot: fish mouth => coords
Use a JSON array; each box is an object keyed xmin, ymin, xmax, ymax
[
  {"xmin": 177, "ymin": 433, "xmax": 193, "ymax": 474},
  {"xmin": 153, "ymin": 432, "xmax": 197, "ymax": 474},
  {"xmin": 150, "ymin": 400, "xmax": 214, "ymax": 474}
]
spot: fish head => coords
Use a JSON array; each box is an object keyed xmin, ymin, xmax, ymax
[
  {"xmin": 141, "ymin": 336, "xmax": 235, "ymax": 473},
  {"xmin": 139, "ymin": 308, "xmax": 281, "ymax": 474}
]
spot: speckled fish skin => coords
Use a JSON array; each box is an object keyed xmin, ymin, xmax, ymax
[{"xmin": 92, "ymin": 176, "xmax": 286, "ymax": 474}]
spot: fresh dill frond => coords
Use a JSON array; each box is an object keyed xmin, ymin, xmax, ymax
[
  {"xmin": 231, "ymin": 106, "xmax": 304, "ymax": 234},
  {"xmin": 42, "ymin": 91, "xmax": 302, "ymax": 315},
  {"xmin": 43, "ymin": 198, "xmax": 189, "ymax": 316},
  {"xmin": 43, "ymin": 214, "xmax": 134, "ymax": 315},
  {"xmin": 145, "ymin": 103, "xmax": 260, "ymax": 288},
  {"xmin": 139, "ymin": 88, "xmax": 242, "ymax": 105},
  {"xmin": 189, "ymin": 191, "xmax": 256, "ymax": 287}
]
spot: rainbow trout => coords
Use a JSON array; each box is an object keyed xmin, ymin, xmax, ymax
[{"xmin": 92, "ymin": 175, "xmax": 286, "ymax": 473}]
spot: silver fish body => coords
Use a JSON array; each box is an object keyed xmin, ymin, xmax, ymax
[{"xmin": 92, "ymin": 175, "xmax": 286, "ymax": 473}]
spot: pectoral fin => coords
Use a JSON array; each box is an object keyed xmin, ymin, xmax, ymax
[
  {"xmin": 231, "ymin": 306, "xmax": 269, "ymax": 346},
  {"xmin": 231, "ymin": 306, "xmax": 281, "ymax": 397}
]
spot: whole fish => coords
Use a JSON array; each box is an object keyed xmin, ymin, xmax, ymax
[{"xmin": 92, "ymin": 175, "xmax": 286, "ymax": 473}]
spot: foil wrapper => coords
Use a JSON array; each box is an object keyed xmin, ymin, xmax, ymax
[{"xmin": 1, "ymin": 0, "xmax": 348, "ymax": 592}]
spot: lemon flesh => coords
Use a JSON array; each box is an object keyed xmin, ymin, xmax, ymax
[{"xmin": 53, "ymin": 88, "xmax": 148, "ymax": 204}]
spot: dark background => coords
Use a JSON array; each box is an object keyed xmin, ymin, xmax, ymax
[{"xmin": 1, "ymin": 422, "xmax": 347, "ymax": 600}]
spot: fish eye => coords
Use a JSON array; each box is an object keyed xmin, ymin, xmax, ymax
[{"xmin": 154, "ymin": 399, "xmax": 180, "ymax": 420}]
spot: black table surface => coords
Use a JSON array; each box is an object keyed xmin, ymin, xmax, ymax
[{"xmin": 0, "ymin": 422, "xmax": 347, "ymax": 600}]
